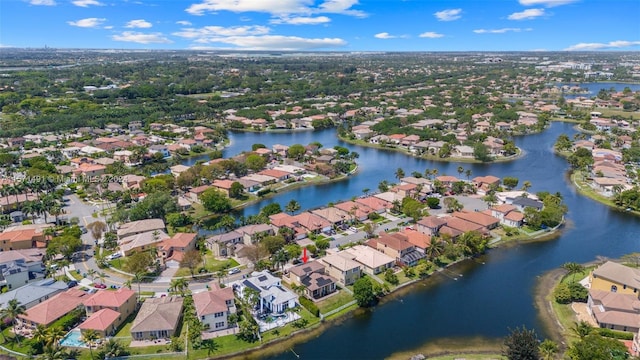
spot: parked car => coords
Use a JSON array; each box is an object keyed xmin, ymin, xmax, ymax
[
  {"xmin": 79, "ymin": 226, "xmax": 87, "ymax": 234},
  {"xmin": 107, "ymin": 253, "xmax": 122, "ymax": 260},
  {"xmin": 67, "ymin": 280, "xmax": 78, "ymax": 287},
  {"xmin": 228, "ymin": 268, "xmax": 241, "ymax": 275},
  {"xmin": 94, "ymin": 283, "xmax": 107, "ymax": 289}
]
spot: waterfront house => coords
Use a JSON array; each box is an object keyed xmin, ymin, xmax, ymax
[
  {"xmin": 193, "ymin": 284, "xmax": 236, "ymax": 331},
  {"xmin": 589, "ymin": 261, "xmax": 640, "ymax": 296},
  {"xmin": 188, "ymin": 185, "xmax": 213, "ymax": 204},
  {"xmin": 311, "ymin": 207, "xmax": 352, "ymax": 227},
  {"xmin": 130, "ymin": 296, "xmax": 184, "ymax": 340},
  {"xmin": 369, "ymin": 232, "xmax": 425, "ymax": 266},
  {"xmin": 119, "ymin": 230, "xmax": 170, "ymax": 256},
  {"xmin": 236, "ymin": 224, "xmax": 276, "ymax": 245},
  {"xmin": 18, "ymin": 288, "xmax": 90, "ymax": 328},
  {"xmin": 338, "ymin": 245, "xmax": 395, "ymax": 275},
  {"xmin": 334, "ymin": 201, "xmax": 374, "ymax": 222},
  {"xmin": 159, "ymin": 232, "xmax": 198, "ymax": 268},
  {"xmin": 587, "ymin": 289, "xmax": 640, "ymax": 333},
  {"xmin": 80, "ymin": 288, "xmax": 137, "ymax": 337},
  {"xmin": 235, "ymin": 270, "xmax": 298, "ymax": 314},
  {"xmin": 286, "ymin": 261, "xmax": 336, "ymax": 299},
  {"xmin": 355, "ymin": 196, "xmax": 392, "ymax": 213},
  {"xmin": 292, "ymin": 212, "xmax": 332, "ymax": 234},
  {"xmin": 451, "ymin": 211, "xmax": 500, "ymax": 230},
  {"xmin": 319, "ymin": 254, "xmax": 361, "ymax": 286}
]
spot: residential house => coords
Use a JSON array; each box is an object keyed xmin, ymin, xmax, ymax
[
  {"xmin": 401, "ymin": 229, "xmax": 431, "ymax": 253},
  {"xmin": 355, "ymin": 196, "xmax": 392, "ymax": 213},
  {"xmin": 188, "ymin": 185, "xmax": 213, "ymax": 204},
  {"xmin": 0, "ymin": 278, "xmax": 67, "ymax": 309},
  {"xmin": 319, "ymin": 254, "xmax": 361, "ymax": 286},
  {"xmin": 311, "ymin": 207, "xmax": 352, "ymax": 227},
  {"xmin": 159, "ymin": 233, "xmax": 198, "ymax": 268},
  {"xmin": 587, "ymin": 289, "xmax": 640, "ymax": 333},
  {"xmin": 206, "ymin": 231, "xmax": 244, "ymax": 257},
  {"xmin": 589, "ymin": 261, "xmax": 640, "ymax": 295},
  {"xmin": 212, "ymin": 180, "xmax": 235, "ymax": 196},
  {"xmin": 193, "ymin": 284, "xmax": 236, "ymax": 331},
  {"xmin": 338, "ymin": 245, "xmax": 395, "ymax": 275},
  {"xmin": 451, "ymin": 211, "xmax": 500, "ymax": 230},
  {"xmin": 369, "ymin": 232, "xmax": 425, "ymax": 266},
  {"xmin": 119, "ymin": 230, "xmax": 170, "ymax": 256},
  {"xmin": 0, "ymin": 228, "xmax": 47, "ymax": 251},
  {"xmin": 236, "ymin": 270, "xmax": 298, "ymax": 314},
  {"xmin": 18, "ymin": 288, "xmax": 91, "ymax": 328},
  {"xmin": 334, "ymin": 201, "xmax": 374, "ymax": 222},
  {"xmin": 286, "ymin": 261, "xmax": 336, "ymax": 299},
  {"xmin": 236, "ymin": 224, "xmax": 276, "ymax": 245},
  {"xmin": 416, "ymin": 216, "xmax": 447, "ymax": 236},
  {"xmin": 117, "ymin": 219, "xmax": 165, "ymax": 239},
  {"xmin": 292, "ymin": 212, "xmax": 332, "ymax": 234},
  {"xmin": 511, "ymin": 197, "xmax": 544, "ymax": 212},
  {"xmin": 130, "ymin": 296, "xmax": 184, "ymax": 340},
  {"xmin": 170, "ymin": 164, "xmax": 190, "ymax": 177},
  {"xmin": 80, "ymin": 288, "xmax": 137, "ymax": 337}
]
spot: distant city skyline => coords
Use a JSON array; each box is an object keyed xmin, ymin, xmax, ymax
[{"xmin": 1, "ymin": 0, "xmax": 639, "ymax": 52}]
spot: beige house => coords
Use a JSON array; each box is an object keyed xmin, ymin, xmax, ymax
[
  {"xmin": 589, "ymin": 261, "xmax": 640, "ymax": 296},
  {"xmin": 320, "ymin": 254, "xmax": 361, "ymax": 286},
  {"xmin": 116, "ymin": 219, "xmax": 166, "ymax": 239},
  {"xmin": 130, "ymin": 296, "xmax": 184, "ymax": 340},
  {"xmin": 338, "ymin": 245, "xmax": 395, "ymax": 275}
]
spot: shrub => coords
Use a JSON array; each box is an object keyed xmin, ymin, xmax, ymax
[
  {"xmin": 299, "ymin": 296, "xmax": 320, "ymax": 317},
  {"xmin": 567, "ymin": 281, "xmax": 588, "ymax": 302},
  {"xmin": 595, "ymin": 328, "xmax": 634, "ymax": 340},
  {"xmin": 384, "ymin": 268, "xmax": 399, "ymax": 285},
  {"xmin": 554, "ymin": 282, "xmax": 572, "ymax": 304},
  {"xmin": 257, "ymin": 188, "xmax": 272, "ymax": 197}
]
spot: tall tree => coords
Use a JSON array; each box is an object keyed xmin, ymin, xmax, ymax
[
  {"xmin": 180, "ymin": 249, "xmax": 202, "ymax": 277},
  {"xmin": 1, "ymin": 299, "xmax": 26, "ymax": 344},
  {"xmin": 285, "ymin": 199, "xmax": 301, "ymax": 215},
  {"xmin": 502, "ymin": 326, "xmax": 540, "ymax": 360}
]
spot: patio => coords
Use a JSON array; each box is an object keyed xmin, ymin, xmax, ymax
[{"xmin": 254, "ymin": 310, "xmax": 301, "ymax": 332}]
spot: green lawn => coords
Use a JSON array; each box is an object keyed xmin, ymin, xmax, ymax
[
  {"xmin": 560, "ymin": 267, "xmax": 593, "ymax": 285},
  {"xmin": 173, "ymin": 257, "xmax": 239, "ymax": 278},
  {"xmin": 317, "ymin": 290, "xmax": 354, "ymax": 313}
]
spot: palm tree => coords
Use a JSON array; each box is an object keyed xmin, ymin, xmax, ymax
[
  {"xmin": 395, "ymin": 167, "xmax": 405, "ymax": 181},
  {"xmin": 169, "ymin": 278, "xmax": 189, "ymax": 296},
  {"xmin": 539, "ymin": 339, "xmax": 558, "ymax": 360},
  {"xmin": 521, "ymin": 181, "xmax": 532, "ymax": 192},
  {"xmin": 571, "ymin": 320, "xmax": 592, "ymax": 339},
  {"xmin": 101, "ymin": 338, "xmax": 127, "ymax": 358},
  {"xmin": 133, "ymin": 272, "xmax": 144, "ymax": 302},
  {"xmin": 1, "ymin": 299, "xmax": 26, "ymax": 344},
  {"xmin": 425, "ymin": 240, "xmax": 445, "ymax": 261},
  {"xmin": 562, "ymin": 262, "xmax": 585, "ymax": 282},
  {"xmin": 465, "ymin": 169, "xmax": 472, "ymax": 180},
  {"xmin": 87, "ymin": 269, "xmax": 97, "ymax": 282},
  {"xmin": 39, "ymin": 345, "xmax": 68, "ymax": 360},
  {"xmin": 46, "ymin": 326, "xmax": 66, "ymax": 347},
  {"xmin": 204, "ymin": 339, "xmax": 219, "ymax": 357},
  {"xmin": 81, "ymin": 329, "xmax": 100, "ymax": 359},
  {"xmin": 457, "ymin": 166, "xmax": 464, "ymax": 178},
  {"xmin": 123, "ymin": 279, "xmax": 132, "ymax": 290},
  {"xmin": 362, "ymin": 188, "xmax": 370, "ymax": 196},
  {"xmin": 32, "ymin": 324, "xmax": 49, "ymax": 346},
  {"xmin": 285, "ymin": 199, "xmax": 301, "ymax": 215}
]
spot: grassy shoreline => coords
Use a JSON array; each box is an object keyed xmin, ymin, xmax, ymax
[
  {"xmin": 569, "ymin": 171, "xmax": 640, "ymax": 217},
  {"xmin": 337, "ymin": 134, "xmax": 524, "ymax": 164}
]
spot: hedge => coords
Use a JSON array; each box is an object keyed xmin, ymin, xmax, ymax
[
  {"xmin": 299, "ymin": 296, "xmax": 320, "ymax": 317},
  {"xmin": 596, "ymin": 328, "xmax": 635, "ymax": 340}
]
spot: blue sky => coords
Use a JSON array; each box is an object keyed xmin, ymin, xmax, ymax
[{"xmin": 1, "ymin": 0, "xmax": 639, "ymax": 51}]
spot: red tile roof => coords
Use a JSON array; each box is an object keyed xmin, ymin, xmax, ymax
[
  {"xmin": 78, "ymin": 308, "xmax": 120, "ymax": 332},
  {"xmin": 83, "ymin": 288, "xmax": 135, "ymax": 309}
]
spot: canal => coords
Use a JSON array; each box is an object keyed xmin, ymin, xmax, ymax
[{"xmin": 210, "ymin": 121, "xmax": 639, "ymax": 359}]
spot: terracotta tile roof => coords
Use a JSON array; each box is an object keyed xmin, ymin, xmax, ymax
[
  {"xmin": 83, "ymin": 288, "xmax": 135, "ymax": 309},
  {"xmin": 451, "ymin": 211, "xmax": 499, "ymax": 227},
  {"xmin": 443, "ymin": 217, "xmax": 485, "ymax": 233},
  {"xmin": 402, "ymin": 229, "xmax": 431, "ymax": 249},
  {"xmin": 212, "ymin": 179, "xmax": 235, "ymax": 190},
  {"xmin": 160, "ymin": 233, "xmax": 197, "ymax": 251},
  {"xmin": 492, "ymin": 204, "xmax": 516, "ymax": 214},
  {"xmin": 355, "ymin": 197, "xmax": 392, "ymax": 211},
  {"xmin": 334, "ymin": 201, "xmax": 374, "ymax": 219},
  {"xmin": 377, "ymin": 232, "xmax": 413, "ymax": 251},
  {"xmin": 269, "ymin": 213, "xmax": 298, "ymax": 227},
  {"xmin": 259, "ymin": 169, "xmax": 291, "ymax": 178},
  {"xmin": 19, "ymin": 288, "xmax": 90, "ymax": 326},
  {"xmin": 0, "ymin": 229, "xmax": 39, "ymax": 243},
  {"xmin": 504, "ymin": 211, "xmax": 524, "ymax": 221},
  {"xmin": 417, "ymin": 216, "xmax": 447, "ymax": 229},
  {"xmin": 78, "ymin": 308, "xmax": 120, "ymax": 332}
]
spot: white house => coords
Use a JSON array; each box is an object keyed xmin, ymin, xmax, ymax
[{"xmin": 235, "ymin": 270, "xmax": 298, "ymax": 314}]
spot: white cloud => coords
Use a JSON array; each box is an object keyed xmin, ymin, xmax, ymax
[
  {"xmin": 317, "ymin": 0, "xmax": 366, "ymax": 17},
  {"xmin": 67, "ymin": 18, "xmax": 106, "ymax": 28},
  {"xmin": 374, "ymin": 32, "xmax": 394, "ymax": 39},
  {"xmin": 125, "ymin": 19, "xmax": 153, "ymax": 28},
  {"xmin": 270, "ymin": 16, "xmax": 331, "ymax": 25},
  {"xmin": 29, "ymin": 0, "xmax": 56, "ymax": 5},
  {"xmin": 112, "ymin": 31, "xmax": 172, "ymax": 44},
  {"xmin": 564, "ymin": 40, "xmax": 640, "ymax": 51},
  {"xmin": 508, "ymin": 8, "xmax": 545, "ymax": 20},
  {"xmin": 434, "ymin": 8, "xmax": 461, "ymax": 21},
  {"xmin": 173, "ymin": 25, "xmax": 271, "ymax": 40},
  {"xmin": 176, "ymin": 20, "xmax": 192, "ymax": 26},
  {"xmin": 72, "ymin": 0, "xmax": 104, "ymax": 7},
  {"xmin": 189, "ymin": 35, "xmax": 346, "ymax": 50},
  {"xmin": 419, "ymin": 31, "xmax": 444, "ymax": 38},
  {"xmin": 473, "ymin": 27, "xmax": 531, "ymax": 34},
  {"xmin": 103, "ymin": 26, "xmax": 113, "ymax": 29},
  {"xmin": 185, "ymin": 0, "xmax": 365, "ymax": 17},
  {"xmin": 519, "ymin": 0, "xmax": 577, "ymax": 7},
  {"xmin": 186, "ymin": 0, "xmax": 312, "ymax": 16}
]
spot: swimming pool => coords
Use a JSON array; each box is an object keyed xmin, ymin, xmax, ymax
[{"xmin": 59, "ymin": 329, "xmax": 88, "ymax": 348}]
